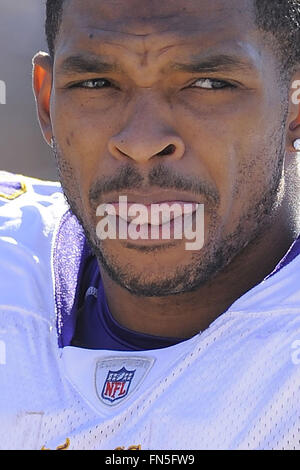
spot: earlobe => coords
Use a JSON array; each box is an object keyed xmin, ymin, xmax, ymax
[
  {"xmin": 293, "ymin": 138, "xmax": 300, "ymax": 151},
  {"xmin": 32, "ymin": 52, "xmax": 53, "ymax": 146},
  {"xmin": 290, "ymin": 111, "xmax": 300, "ymax": 152},
  {"xmin": 288, "ymin": 104, "xmax": 300, "ymax": 153},
  {"xmin": 286, "ymin": 73, "xmax": 300, "ymax": 153}
]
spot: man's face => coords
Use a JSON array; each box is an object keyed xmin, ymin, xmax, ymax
[{"xmin": 45, "ymin": 0, "xmax": 290, "ymax": 296}]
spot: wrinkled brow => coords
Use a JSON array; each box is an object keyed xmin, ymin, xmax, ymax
[
  {"xmin": 57, "ymin": 52, "xmax": 254, "ymax": 76},
  {"xmin": 57, "ymin": 54, "xmax": 123, "ymax": 74},
  {"xmin": 168, "ymin": 54, "xmax": 254, "ymax": 73}
]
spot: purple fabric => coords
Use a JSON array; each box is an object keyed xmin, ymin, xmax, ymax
[
  {"xmin": 266, "ymin": 237, "xmax": 300, "ymax": 279},
  {"xmin": 71, "ymin": 256, "xmax": 185, "ymax": 351},
  {"xmin": 53, "ymin": 210, "xmax": 300, "ymax": 349},
  {"xmin": 0, "ymin": 181, "xmax": 23, "ymax": 197},
  {"xmin": 54, "ymin": 210, "xmax": 91, "ymax": 348}
]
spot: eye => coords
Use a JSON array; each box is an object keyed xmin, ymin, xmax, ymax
[
  {"xmin": 190, "ymin": 78, "xmax": 235, "ymax": 90},
  {"xmin": 69, "ymin": 78, "xmax": 113, "ymax": 89}
]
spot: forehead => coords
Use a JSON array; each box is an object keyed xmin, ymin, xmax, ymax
[{"xmin": 57, "ymin": 0, "xmax": 258, "ymax": 59}]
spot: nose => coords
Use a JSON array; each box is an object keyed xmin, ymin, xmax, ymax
[{"xmin": 107, "ymin": 95, "xmax": 185, "ymax": 164}]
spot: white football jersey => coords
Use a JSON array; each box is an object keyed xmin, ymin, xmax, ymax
[{"xmin": 0, "ymin": 171, "xmax": 300, "ymax": 450}]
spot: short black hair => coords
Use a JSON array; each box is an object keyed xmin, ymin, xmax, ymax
[
  {"xmin": 45, "ymin": 0, "xmax": 300, "ymax": 75},
  {"xmin": 45, "ymin": 0, "xmax": 64, "ymax": 58}
]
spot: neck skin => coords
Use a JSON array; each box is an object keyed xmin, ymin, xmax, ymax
[{"xmin": 99, "ymin": 200, "xmax": 299, "ymax": 339}]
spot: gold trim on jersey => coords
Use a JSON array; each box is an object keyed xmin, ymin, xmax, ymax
[
  {"xmin": 41, "ymin": 438, "xmax": 70, "ymax": 451},
  {"xmin": 115, "ymin": 445, "xmax": 142, "ymax": 450}
]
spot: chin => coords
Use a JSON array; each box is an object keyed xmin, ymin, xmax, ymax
[{"xmin": 96, "ymin": 245, "xmax": 219, "ymax": 297}]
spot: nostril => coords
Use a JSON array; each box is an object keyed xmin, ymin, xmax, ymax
[{"xmin": 157, "ymin": 144, "xmax": 176, "ymax": 157}]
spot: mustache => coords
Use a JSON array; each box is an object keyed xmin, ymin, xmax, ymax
[{"xmin": 89, "ymin": 163, "xmax": 220, "ymax": 207}]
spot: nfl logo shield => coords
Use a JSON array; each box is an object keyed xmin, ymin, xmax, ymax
[
  {"xmin": 95, "ymin": 356, "xmax": 155, "ymax": 407},
  {"xmin": 101, "ymin": 367, "xmax": 135, "ymax": 404}
]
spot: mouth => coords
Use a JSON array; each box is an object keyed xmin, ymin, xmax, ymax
[
  {"xmin": 101, "ymin": 189, "xmax": 200, "ymax": 222},
  {"xmin": 104, "ymin": 200, "xmax": 199, "ymax": 225},
  {"xmin": 96, "ymin": 194, "xmax": 201, "ymax": 247}
]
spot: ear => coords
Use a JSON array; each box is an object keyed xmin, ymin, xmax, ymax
[
  {"xmin": 287, "ymin": 74, "xmax": 300, "ymax": 153},
  {"xmin": 32, "ymin": 52, "xmax": 53, "ymax": 146}
]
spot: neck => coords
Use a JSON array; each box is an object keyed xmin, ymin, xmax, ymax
[{"xmin": 99, "ymin": 209, "xmax": 298, "ymax": 339}]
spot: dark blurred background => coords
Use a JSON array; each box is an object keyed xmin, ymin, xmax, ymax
[{"xmin": 0, "ymin": 0, "xmax": 58, "ymax": 181}]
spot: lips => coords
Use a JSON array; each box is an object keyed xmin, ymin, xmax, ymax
[{"xmin": 103, "ymin": 200, "xmax": 199, "ymax": 225}]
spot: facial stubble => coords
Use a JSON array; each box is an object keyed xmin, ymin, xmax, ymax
[{"xmin": 53, "ymin": 121, "xmax": 286, "ymax": 298}]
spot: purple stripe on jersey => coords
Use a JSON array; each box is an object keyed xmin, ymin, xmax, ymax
[
  {"xmin": 265, "ymin": 236, "xmax": 300, "ymax": 279},
  {"xmin": 53, "ymin": 210, "xmax": 91, "ymax": 348},
  {"xmin": 0, "ymin": 181, "xmax": 23, "ymax": 197}
]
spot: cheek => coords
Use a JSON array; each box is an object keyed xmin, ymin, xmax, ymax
[
  {"xmin": 173, "ymin": 104, "xmax": 240, "ymax": 219},
  {"xmin": 51, "ymin": 92, "xmax": 116, "ymax": 155},
  {"xmin": 172, "ymin": 100, "xmax": 282, "ymax": 233},
  {"xmin": 51, "ymin": 101, "xmax": 113, "ymax": 202}
]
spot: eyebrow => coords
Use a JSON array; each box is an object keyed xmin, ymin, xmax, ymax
[
  {"xmin": 57, "ymin": 52, "xmax": 254, "ymax": 76},
  {"xmin": 169, "ymin": 54, "xmax": 254, "ymax": 74},
  {"xmin": 57, "ymin": 54, "xmax": 123, "ymax": 75}
]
